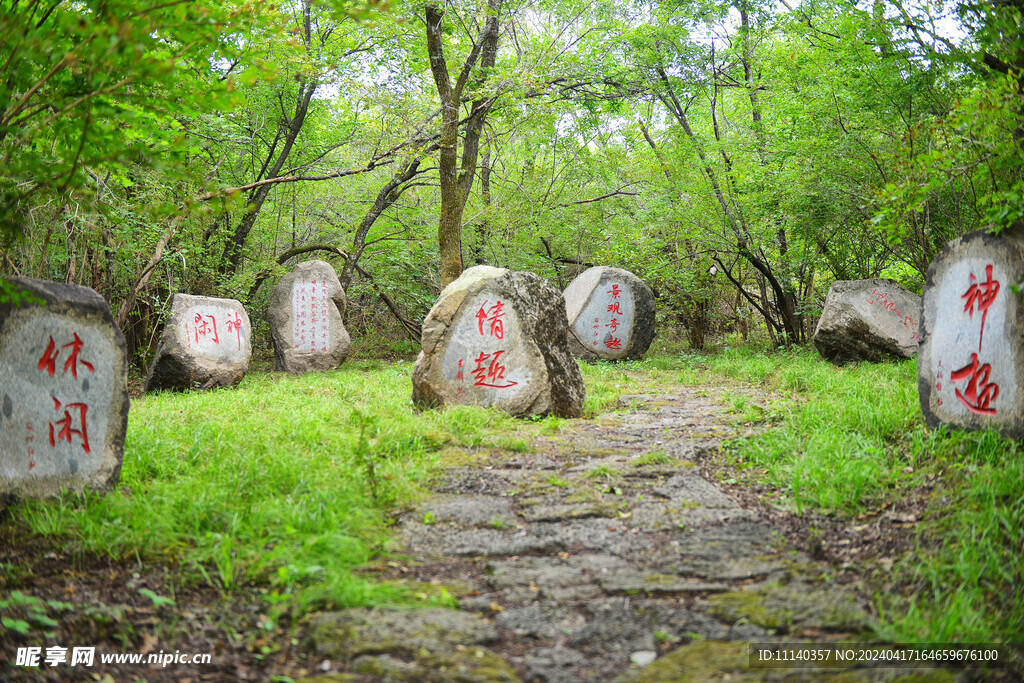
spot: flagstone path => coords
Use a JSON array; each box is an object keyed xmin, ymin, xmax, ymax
[{"xmin": 302, "ymin": 388, "xmax": 946, "ymax": 683}]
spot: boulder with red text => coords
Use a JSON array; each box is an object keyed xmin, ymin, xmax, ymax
[
  {"xmin": 812, "ymin": 279, "xmax": 921, "ymax": 364},
  {"xmin": 268, "ymin": 260, "xmax": 350, "ymax": 374},
  {"xmin": 145, "ymin": 294, "xmax": 252, "ymax": 392},
  {"xmin": 0, "ymin": 277, "xmax": 128, "ymax": 506},
  {"xmin": 563, "ymin": 266, "xmax": 656, "ymax": 361},
  {"xmin": 919, "ymin": 224, "xmax": 1024, "ymax": 438},
  {"xmin": 412, "ymin": 266, "xmax": 585, "ymax": 418}
]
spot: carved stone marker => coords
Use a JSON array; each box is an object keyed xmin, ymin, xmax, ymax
[
  {"xmin": 0, "ymin": 277, "xmax": 128, "ymax": 505},
  {"xmin": 919, "ymin": 225, "xmax": 1024, "ymax": 437},
  {"xmin": 412, "ymin": 266, "xmax": 585, "ymax": 418},
  {"xmin": 813, "ymin": 279, "xmax": 921, "ymax": 364},
  {"xmin": 563, "ymin": 266, "xmax": 656, "ymax": 361},
  {"xmin": 145, "ymin": 294, "xmax": 252, "ymax": 392},
  {"xmin": 268, "ymin": 260, "xmax": 351, "ymax": 374}
]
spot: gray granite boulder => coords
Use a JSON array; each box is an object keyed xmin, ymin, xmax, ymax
[
  {"xmin": 268, "ymin": 260, "xmax": 350, "ymax": 374},
  {"xmin": 0, "ymin": 277, "xmax": 128, "ymax": 505},
  {"xmin": 813, "ymin": 278, "xmax": 921, "ymax": 363},
  {"xmin": 919, "ymin": 224, "xmax": 1024, "ymax": 437},
  {"xmin": 412, "ymin": 266, "xmax": 585, "ymax": 418},
  {"xmin": 563, "ymin": 266, "xmax": 656, "ymax": 361},
  {"xmin": 145, "ymin": 294, "xmax": 252, "ymax": 392}
]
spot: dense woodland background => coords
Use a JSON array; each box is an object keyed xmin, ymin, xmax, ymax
[{"xmin": 1, "ymin": 0, "xmax": 1022, "ymax": 365}]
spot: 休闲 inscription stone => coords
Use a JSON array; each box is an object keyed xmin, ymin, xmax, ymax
[
  {"xmin": 412, "ymin": 266, "xmax": 585, "ymax": 418},
  {"xmin": 268, "ymin": 260, "xmax": 351, "ymax": 374},
  {"xmin": 0, "ymin": 277, "xmax": 128, "ymax": 507},
  {"xmin": 145, "ymin": 294, "xmax": 252, "ymax": 392},
  {"xmin": 919, "ymin": 223, "xmax": 1024, "ymax": 438},
  {"xmin": 813, "ymin": 278, "xmax": 921, "ymax": 364},
  {"xmin": 563, "ymin": 266, "xmax": 656, "ymax": 361}
]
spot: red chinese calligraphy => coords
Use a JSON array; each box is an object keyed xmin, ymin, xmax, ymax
[
  {"xmin": 476, "ymin": 300, "xmax": 506, "ymax": 339},
  {"xmin": 607, "ymin": 302, "xmax": 622, "ymax": 315},
  {"xmin": 604, "ymin": 336, "xmax": 622, "ymax": 350},
  {"xmin": 226, "ymin": 312, "xmax": 244, "ymax": 351},
  {"xmin": 471, "ymin": 350, "xmax": 518, "ymax": 389},
  {"xmin": 194, "ymin": 314, "xmax": 219, "ymax": 345},
  {"xmin": 48, "ymin": 398, "xmax": 90, "ymax": 454},
  {"xmin": 37, "ymin": 334, "xmax": 95, "ymax": 378},
  {"xmin": 961, "ymin": 264, "xmax": 999, "ymax": 352},
  {"xmin": 62, "ymin": 333, "xmax": 94, "ymax": 378},
  {"xmin": 950, "ymin": 353, "xmax": 999, "ymax": 416},
  {"xmin": 26, "ymin": 422, "xmax": 35, "ymax": 469},
  {"xmin": 607, "ymin": 318, "xmax": 620, "ymax": 332},
  {"xmin": 608, "ymin": 284, "xmax": 621, "ymax": 299}
]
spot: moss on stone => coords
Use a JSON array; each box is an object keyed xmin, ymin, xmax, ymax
[{"xmin": 702, "ymin": 582, "xmax": 870, "ymax": 633}]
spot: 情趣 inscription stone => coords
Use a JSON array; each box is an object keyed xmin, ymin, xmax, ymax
[
  {"xmin": 145, "ymin": 294, "xmax": 252, "ymax": 392},
  {"xmin": 0, "ymin": 277, "xmax": 128, "ymax": 507},
  {"xmin": 563, "ymin": 266, "xmax": 656, "ymax": 361},
  {"xmin": 812, "ymin": 278, "xmax": 921, "ymax": 364},
  {"xmin": 919, "ymin": 224, "xmax": 1024, "ymax": 438},
  {"xmin": 411, "ymin": 266, "xmax": 585, "ymax": 418},
  {"xmin": 268, "ymin": 260, "xmax": 350, "ymax": 374}
]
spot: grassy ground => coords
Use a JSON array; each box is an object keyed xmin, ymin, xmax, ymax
[
  {"xmin": 658, "ymin": 346, "xmax": 1023, "ymax": 645},
  {"xmin": 2, "ymin": 347, "xmax": 1020, "ymax": 657}
]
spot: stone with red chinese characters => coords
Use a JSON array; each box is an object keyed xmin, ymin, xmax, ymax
[
  {"xmin": 563, "ymin": 266, "xmax": 656, "ymax": 361},
  {"xmin": 145, "ymin": 294, "xmax": 252, "ymax": 392},
  {"xmin": 919, "ymin": 224, "xmax": 1024, "ymax": 437},
  {"xmin": 0, "ymin": 277, "xmax": 128, "ymax": 507},
  {"xmin": 412, "ymin": 266, "xmax": 585, "ymax": 418},
  {"xmin": 268, "ymin": 260, "xmax": 350, "ymax": 374},
  {"xmin": 812, "ymin": 278, "xmax": 922, "ymax": 364}
]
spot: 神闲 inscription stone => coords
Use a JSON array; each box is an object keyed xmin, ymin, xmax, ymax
[
  {"xmin": 145, "ymin": 294, "xmax": 252, "ymax": 392},
  {"xmin": 0, "ymin": 277, "xmax": 128, "ymax": 507},
  {"xmin": 812, "ymin": 279, "xmax": 921, "ymax": 364},
  {"xmin": 919, "ymin": 224, "xmax": 1024, "ymax": 438},
  {"xmin": 563, "ymin": 267, "xmax": 656, "ymax": 361},
  {"xmin": 412, "ymin": 266, "xmax": 585, "ymax": 418},
  {"xmin": 268, "ymin": 260, "xmax": 350, "ymax": 374}
]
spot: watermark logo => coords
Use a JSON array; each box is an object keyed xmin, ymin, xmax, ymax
[{"xmin": 15, "ymin": 646, "xmax": 210, "ymax": 668}]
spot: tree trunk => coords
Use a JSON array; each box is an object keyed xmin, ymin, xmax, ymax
[{"xmin": 425, "ymin": 0, "xmax": 501, "ymax": 287}]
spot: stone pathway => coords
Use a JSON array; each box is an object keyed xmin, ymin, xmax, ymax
[{"xmin": 303, "ymin": 388, "xmax": 936, "ymax": 682}]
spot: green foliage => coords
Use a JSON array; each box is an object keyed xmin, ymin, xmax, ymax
[
  {"xmin": 0, "ymin": 591, "xmax": 72, "ymax": 638},
  {"xmin": 0, "ymin": 0, "xmax": 257, "ymax": 238}
]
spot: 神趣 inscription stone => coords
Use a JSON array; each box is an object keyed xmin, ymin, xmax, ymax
[
  {"xmin": 0, "ymin": 277, "xmax": 128, "ymax": 506},
  {"xmin": 563, "ymin": 266, "xmax": 656, "ymax": 361},
  {"xmin": 268, "ymin": 260, "xmax": 350, "ymax": 374},
  {"xmin": 812, "ymin": 279, "xmax": 921, "ymax": 364},
  {"xmin": 919, "ymin": 224, "xmax": 1024, "ymax": 438},
  {"xmin": 145, "ymin": 294, "xmax": 252, "ymax": 392},
  {"xmin": 412, "ymin": 266, "xmax": 585, "ymax": 418}
]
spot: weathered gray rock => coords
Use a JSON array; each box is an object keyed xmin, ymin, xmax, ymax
[
  {"xmin": 268, "ymin": 260, "xmax": 350, "ymax": 374},
  {"xmin": 564, "ymin": 266, "xmax": 656, "ymax": 361},
  {"xmin": 813, "ymin": 278, "xmax": 921, "ymax": 363},
  {"xmin": 308, "ymin": 608, "xmax": 499, "ymax": 661},
  {"xmin": 919, "ymin": 224, "xmax": 1024, "ymax": 437},
  {"xmin": 412, "ymin": 266, "xmax": 585, "ymax": 418},
  {"xmin": 145, "ymin": 294, "xmax": 252, "ymax": 392},
  {"xmin": 0, "ymin": 277, "xmax": 128, "ymax": 504}
]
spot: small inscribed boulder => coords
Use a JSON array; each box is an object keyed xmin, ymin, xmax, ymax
[
  {"xmin": 0, "ymin": 277, "xmax": 128, "ymax": 504},
  {"xmin": 268, "ymin": 260, "xmax": 350, "ymax": 374},
  {"xmin": 412, "ymin": 266, "xmax": 585, "ymax": 418},
  {"xmin": 145, "ymin": 294, "xmax": 252, "ymax": 392},
  {"xmin": 813, "ymin": 279, "xmax": 921, "ymax": 363},
  {"xmin": 919, "ymin": 224, "xmax": 1024, "ymax": 438},
  {"xmin": 563, "ymin": 266, "xmax": 656, "ymax": 361}
]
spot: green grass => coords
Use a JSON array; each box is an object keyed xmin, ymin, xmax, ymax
[
  {"xmin": 7, "ymin": 347, "xmax": 1021, "ymax": 647},
  {"xmin": 674, "ymin": 346, "xmax": 1023, "ymax": 645},
  {"xmin": 10, "ymin": 360, "xmax": 522, "ymax": 617}
]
